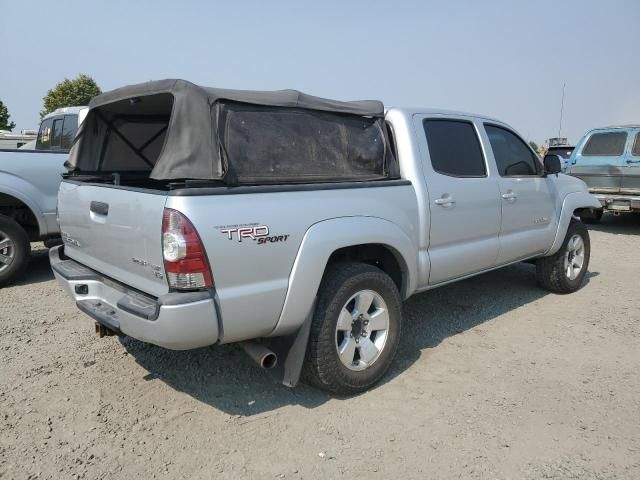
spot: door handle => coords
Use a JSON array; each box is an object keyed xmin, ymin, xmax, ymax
[
  {"xmin": 626, "ymin": 159, "xmax": 640, "ymax": 164},
  {"xmin": 90, "ymin": 201, "xmax": 109, "ymax": 216},
  {"xmin": 501, "ymin": 191, "xmax": 519, "ymax": 201},
  {"xmin": 434, "ymin": 195, "xmax": 456, "ymax": 207}
]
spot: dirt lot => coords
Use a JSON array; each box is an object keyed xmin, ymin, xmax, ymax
[{"xmin": 1, "ymin": 215, "xmax": 639, "ymax": 480}]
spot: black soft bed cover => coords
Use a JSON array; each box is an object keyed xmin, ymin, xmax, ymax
[{"xmin": 68, "ymin": 79, "xmax": 398, "ymax": 185}]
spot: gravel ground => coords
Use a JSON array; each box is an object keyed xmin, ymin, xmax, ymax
[{"xmin": 1, "ymin": 215, "xmax": 639, "ymax": 480}]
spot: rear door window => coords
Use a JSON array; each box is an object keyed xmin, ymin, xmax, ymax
[
  {"xmin": 51, "ymin": 117, "xmax": 64, "ymax": 149},
  {"xmin": 61, "ymin": 115, "xmax": 78, "ymax": 150},
  {"xmin": 36, "ymin": 118, "xmax": 53, "ymax": 150},
  {"xmin": 632, "ymin": 132, "xmax": 640, "ymax": 157},
  {"xmin": 485, "ymin": 125, "xmax": 540, "ymax": 176},
  {"xmin": 582, "ymin": 132, "xmax": 627, "ymax": 156},
  {"xmin": 422, "ymin": 119, "xmax": 486, "ymax": 177}
]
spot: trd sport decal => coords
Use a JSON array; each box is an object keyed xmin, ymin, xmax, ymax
[
  {"xmin": 219, "ymin": 224, "xmax": 268, "ymax": 241},
  {"xmin": 215, "ymin": 223, "xmax": 289, "ymax": 245},
  {"xmin": 257, "ymin": 234, "xmax": 290, "ymax": 245}
]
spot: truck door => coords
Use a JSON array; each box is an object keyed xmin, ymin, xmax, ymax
[
  {"xmin": 482, "ymin": 124, "xmax": 557, "ymax": 263},
  {"xmin": 621, "ymin": 130, "xmax": 640, "ymax": 196},
  {"xmin": 416, "ymin": 116, "xmax": 501, "ymax": 284}
]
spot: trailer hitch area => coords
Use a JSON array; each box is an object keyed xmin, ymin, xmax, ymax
[{"xmin": 95, "ymin": 322, "xmax": 117, "ymax": 338}]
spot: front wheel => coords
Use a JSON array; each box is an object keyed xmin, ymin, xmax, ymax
[
  {"xmin": 536, "ymin": 220, "xmax": 590, "ymax": 294},
  {"xmin": 302, "ymin": 262, "xmax": 402, "ymax": 395}
]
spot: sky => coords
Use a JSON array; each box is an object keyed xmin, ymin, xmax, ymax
[{"xmin": 1, "ymin": 0, "xmax": 638, "ymax": 145}]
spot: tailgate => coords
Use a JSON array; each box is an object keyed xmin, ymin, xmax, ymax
[{"xmin": 58, "ymin": 181, "xmax": 169, "ymax": 297}]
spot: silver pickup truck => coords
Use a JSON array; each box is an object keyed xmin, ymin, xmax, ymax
[
  {"xmin": 51, "ymin": 80, "xmax": 600, "ymax": 394},
  {"xmin": 0, "ymin": 107, "xmax": 87, "ymax": 286}
]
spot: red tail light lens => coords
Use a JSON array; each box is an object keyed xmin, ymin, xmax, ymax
[{"xmin": 162, "ymin": 209, "xmax": 213, "ymax": 290}]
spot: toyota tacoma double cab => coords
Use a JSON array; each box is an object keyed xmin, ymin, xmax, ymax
[{"xmin": 51, "ymin": 79, "xmax": 600, "ymax": 394}]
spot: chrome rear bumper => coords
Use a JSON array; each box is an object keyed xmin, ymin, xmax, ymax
[
  {"xmin": 50, "ymin": 246, "xmax": 220, "ymax": 350},
  {"xmin": 592, "ymin": 193, "xmax": 640, "ymax": 211}
]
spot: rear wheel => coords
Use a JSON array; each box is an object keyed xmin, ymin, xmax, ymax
[
  {"xmin": 536, "ymin": 220, "xmax": 590, "ymax": 294},
  {"xmin": 0, "ymin": 215, "xmax": 31, "ymax": 287},
  {"xmin": 303, "ymin": 262, "xmax": 402, "ymax": 395}
]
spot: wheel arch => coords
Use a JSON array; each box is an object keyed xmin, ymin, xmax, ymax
[
  {"xmin": 268, "ymin": 216, "xmax": 418, "ymax": 337},
  {"xmin": 325, "ymin": 243, "xmax": 406, "ymax": 296},
  {"xmin": 546, "ymin": 191, "xmax": 600, "ymax": 256},
  {"xmin": 0, "ymin": 189, "xmax": 43, "ymax": 240}
]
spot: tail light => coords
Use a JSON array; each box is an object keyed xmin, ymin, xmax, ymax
[{"xmin": 162, "ymin": 209, "xmax": 213, "ymax": 290}]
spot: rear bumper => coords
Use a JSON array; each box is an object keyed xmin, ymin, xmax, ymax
[
  {"xmin": 592, "ymin": 193, "xmax": 640, "ymax": 211},
  {"xmin": 49, "ymin": 245, "xmax": 219, "ymax": 350}
]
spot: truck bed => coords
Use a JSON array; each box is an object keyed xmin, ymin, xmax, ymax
[{"xmin": 57, "ymin": 178, "xmax": 418, "ymax": 343}]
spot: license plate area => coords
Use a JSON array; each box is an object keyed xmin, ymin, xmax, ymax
[{"xmin": 610, "ymin": 201, "xmax": 631, "ymax": 211}]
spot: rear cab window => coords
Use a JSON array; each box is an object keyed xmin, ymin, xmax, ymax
[
  {"xmin": 61, "ymin": 115, "xmax": 79, "ymax": 150},
  {"xmin": 582, "ymin": 131, "xmax": 627, "ymax": 156},
  {"xmin": 51, "ymin": 117, "xmax": 64, "ymax": 150},
  {"xmin": 571, "ymin": 129, "xmax": 632, "ymax": 168},
  {"xmin": 484, "ymin": 124, "xmax": 541, "ymax": 176},
  {"xmin": 422, "ymin": 119, "xmax": 486, "ymax": 177}
]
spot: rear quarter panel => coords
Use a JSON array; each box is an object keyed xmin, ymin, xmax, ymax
[{"xmin": 166, "ymin": 184, "xmax": 418, "ymax": 343}]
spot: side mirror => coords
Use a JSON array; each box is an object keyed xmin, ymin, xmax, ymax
[{"xmin": 543, "ymin": 154, "xmax": 562, "ymax": 175}]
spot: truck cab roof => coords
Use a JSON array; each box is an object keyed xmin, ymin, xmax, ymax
[
  {"xmin": 386, "ymin": 107, "xmax": 502, "ymax": 124},
  {"xmin": 599, "ymin": 124, "xmax": 640, "ymax": 130},
  {"xmin": 43, "ymin": 106, "xmax": 88, "ymax": 120}
]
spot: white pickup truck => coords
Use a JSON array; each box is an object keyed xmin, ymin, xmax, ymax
[
  {"xmin": 51, "ymin": 80, "xmax": 600, "ymax": 394},
  {"xmin": 0, "ymin": 107, "xmax": 87, "ymax": 286}
]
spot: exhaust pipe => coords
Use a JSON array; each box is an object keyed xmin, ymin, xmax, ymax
[{"xmin": 240, "ymin": 341, "xmax": 278, "ymax": 369}]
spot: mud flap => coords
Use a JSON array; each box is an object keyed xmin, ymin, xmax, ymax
[{"xmin": 268, "ymin": 301, "xmax": 315, "ymax": 388}]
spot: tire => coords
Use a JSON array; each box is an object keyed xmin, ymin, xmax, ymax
[
  {"xmin": 302, "ymin": 262, "xmax": 402, "ymax": 395},
  {"xmin": 0, "ymin": 214, "xmax": 31, "ymax": 287},
  {"xmin": 536, "ymin": 220, "xmax": 590, "ymax": 294},
  {"xmin": 579, "ymin": 208, "xmax": 603, "ymax": 225}
]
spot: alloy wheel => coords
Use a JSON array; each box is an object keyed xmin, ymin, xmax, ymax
[
  {"xmin": 564, "ymin": 234, "xmax": 585, "ymax": 280},
  {"xmin": 0, "ymin": 230, "xmax": 15, "ymax": 274},
  {"xmin": 335, "ymin": 289, "xmax": 390, "ymax": 371}
]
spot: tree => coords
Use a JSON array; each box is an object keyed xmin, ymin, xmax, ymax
[
  {"xmin": 0, "ymin": 99, "xmax": 16, "ymax": 131},
  {"xmin": 528, "ymin": 140, "xmax": 539, "ymax": 153},
  {"xmin": 40, "ymin": 74, "xmax": 101, "ymax": 119}
]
